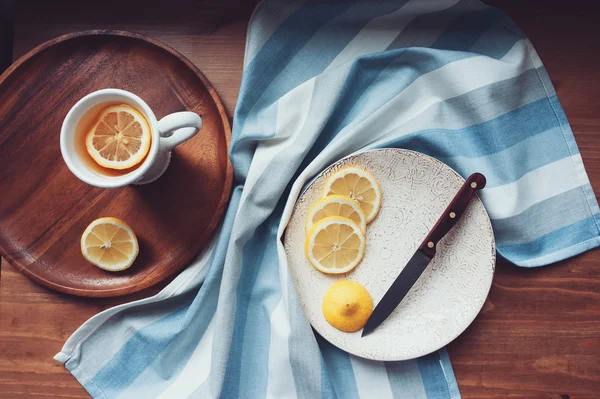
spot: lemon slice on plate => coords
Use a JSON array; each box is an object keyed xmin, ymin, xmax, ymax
[
  {"xmin": 323, "ymin": 167, "xmax": 382, "ymax": 223},
  {"xmin": 322, "ymin": 280, "xmax": 373, "ymax": 332},
  {"xmin": 305, "ymin": 216, "xmax": 366, "ymax": 274},
  {"xmin": 86, "ymin": 104, "xmax": 151, "ymax": 170},
  {"xmin": 81, "ymin": 217, "xmax": 139, "ymax": 271},
  {"xmin": 306, "ymin": 195, "xmax": 367, "ymax": 233}
]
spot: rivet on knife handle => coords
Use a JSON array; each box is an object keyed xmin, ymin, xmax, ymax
[{"xmin": 419, "ymin": 173, "xmax": 486, "ymax": 258}]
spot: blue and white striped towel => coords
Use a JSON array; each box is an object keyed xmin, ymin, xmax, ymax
[{"xmin": 55, "ymin": 1, "xmax": 600, "ymax": 397}]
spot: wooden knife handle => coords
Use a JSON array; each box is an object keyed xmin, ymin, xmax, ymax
[{"xmin": 419, "ymin": 173, "xmax": 486, "ymax": 258}]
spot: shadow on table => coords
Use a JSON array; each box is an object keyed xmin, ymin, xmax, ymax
[{"xmin": 0, "ymin": 0, "xmax": 14, "ymax": 73}]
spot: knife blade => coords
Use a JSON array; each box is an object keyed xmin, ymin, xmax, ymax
[{"xmin": 361, "ymin": 172, "xmax": 486, "ymax": 337}]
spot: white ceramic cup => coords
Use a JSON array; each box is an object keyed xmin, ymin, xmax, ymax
[{"xmin": 60, "ymin": 88, "xmax": 202, "ymax": 188}]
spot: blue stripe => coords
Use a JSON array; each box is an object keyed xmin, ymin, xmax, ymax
[
  {"xmin": 287, "ymin": 268, "xmax": 325, "ymax": 399},
  {"xmin": 469, "ymin": 20, "xmax": 524, "ymax": 59},
  {"xmin": 386, "ymin": 96, "xmax": 562, "ymax": 157},
  {"xmin": 385, "ymin": 0, "xmax": 480, "ymax": 51},
  {"xmin": 430, "ymin": 6, "xmax": 504, "ymax": 51},
  {"xmin": 232, "ymin": 103, "xmax": 278, "ymax": 182},
  {"xmin": 493, "ymin": 185, "xmax": 595, "ymax": 246},
  {"xmin": 221, "ymin": 211, "xmax": 283, "ymax": 398},
  {"xmin": 418, "ymin": 351, "xmax": 452, "ymax": 399},
  {"xmin": 83, "ymin": 305, "xmax": 190, "ymax": 397},
  {"xmin": 438, "ymin": 348, "xmax": 461, "ymax": 399},
  {"xmin": 331, "ymin": 49, "xmax": 474, "ymax": 135},
  {"xmin": 548, "ymin": 95, "xmax": 569, "ymax": 127},
  {"xmin": 493, "ymin": 8, "xmax": 526, "ymax": 38},
  {"xmin": 498, "ymin": 214, "xmax": 600, "ymax": 263},
  {"xmin": 317, "ymin": 334, "xmax": 360, "ymax": 399},
  {"xmin": 320, "ymin": 353, "xmax": 337, "ymax": 399},
  {"xmin": 441, "ymin": 126, "xmax": 570, "ymax": 188}
]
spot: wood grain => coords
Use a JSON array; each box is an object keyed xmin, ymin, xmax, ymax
[
  {"xmin": 0, "ymin": 264, "xmax": 173, "ymax": 399},
  {"xmin": 0, "ymin": 31, "xmax": 233, "ymax": 296},
  {"xmin": 1, "ymin": 0, "xmax": 599, "ymax": 398}
]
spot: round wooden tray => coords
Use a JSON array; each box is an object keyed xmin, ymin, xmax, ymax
[{"xmin": 0, "ymin": 30, "xmax": 233, "ymax": 297}]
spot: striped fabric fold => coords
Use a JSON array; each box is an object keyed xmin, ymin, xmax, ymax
[{"xmin": 55, "ymin": 1, "xmax": 600, "ymax": 398}]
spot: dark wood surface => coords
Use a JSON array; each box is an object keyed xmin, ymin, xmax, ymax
[
  {"xmin": 0, "ymin": 30, "xmax": 233, "ymax": 296},
  {"xmin": 0, "ymin": 1, "xmax": 14, "ymax": 72},
  {"xmin": 0, "ymin": 0, "xmax": 599, "ymax": 398}
]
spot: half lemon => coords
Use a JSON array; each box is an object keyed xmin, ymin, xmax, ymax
[
  {"xmin": 80, "ymin": 217, "xmax": 139, "ymax": 272},
  {"xmin": 322, "ymin": 280, "xmax": 373, "ymax": 332}
]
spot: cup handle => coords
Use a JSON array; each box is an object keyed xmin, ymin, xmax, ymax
[{"xmin": 157, "ymin": 112, "xmax": 202, "ymax": 151}]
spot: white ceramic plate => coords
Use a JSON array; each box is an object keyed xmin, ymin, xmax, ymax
[{"xmin": 284, "ymin": 149, "xmax": 495, "ymax": 361}]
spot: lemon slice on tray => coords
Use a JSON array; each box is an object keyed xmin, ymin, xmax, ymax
[
  {"xmin": 323, "ymin": 167, "xmax": 382, "ymax": 223},
  {"xmin": 306, "ymin": 195, "xmax": 367, "ymax": 233},
  {"xmin": 305, "ymin": 216, "xmax": 366, "ymax": 274},
  {"xmin": 81, "ymin": 217, "xmax": 139, "ymax": 272},
  {"xmin": 86, "ymin": 104, "xmax": 151, "ymax": 170}
]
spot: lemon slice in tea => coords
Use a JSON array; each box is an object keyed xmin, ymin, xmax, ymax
[{"xmin": 86, "ymin": 104, "xmax": 151, "ymax": 170}]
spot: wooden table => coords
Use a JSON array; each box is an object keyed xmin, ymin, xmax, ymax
[{"xmin": 1, "ymin": 1, "xmax": 599, "ymax": 397}]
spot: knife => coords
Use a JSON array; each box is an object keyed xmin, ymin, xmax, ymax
[{"xmin": 361, "ymin": 172, "xmax": 486, "ymax": 337}]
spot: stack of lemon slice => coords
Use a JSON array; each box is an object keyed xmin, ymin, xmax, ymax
[{"xmin": 304, "ymin": 167, "xmax": 382, "ymax": 274}]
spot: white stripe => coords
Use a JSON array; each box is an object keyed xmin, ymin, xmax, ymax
[
  {"xmin": 244, "ymin": 0, "xmax": 308, "ymax": 68},
  {"xmin": 481, "ymin": 154, "xmax": 585, "ymax": 220},
  {"xmin": 155, "ymin": 318, "xmax": 215, "ymax": 399},
  {"xmin": 515, "ymin": 237, "xmax": 600, "ymax": 267},
  {"xmin": 524, "ymin": 39, "xmax": 544, "ymax": 69},
  {"xmin": 350, "ymin": 356, "xmax": 394, "ymax": 399},
  {"xmin": 386, "ymin": 360, "xmax": 428, "ymax": 398},
  {"xmin": 236, "ymin": 78, "xmax": 316, "ymax": 217},
  {"xmin": 325, "ymin": 0, "xmax": 460, "ymax": 71},
  {"xmin": 265, "ymin": 300, "xmax": 296, "ymax": 399}
]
